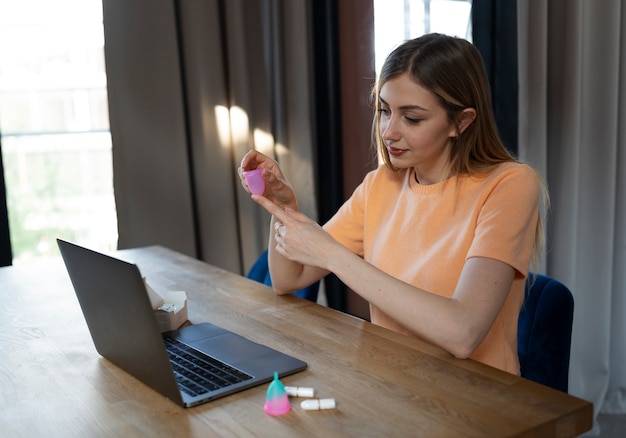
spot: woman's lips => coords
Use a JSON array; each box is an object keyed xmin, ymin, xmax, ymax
[{"xmin": 387, "ymin": 146, "xmax": 408, "ymax": 157}]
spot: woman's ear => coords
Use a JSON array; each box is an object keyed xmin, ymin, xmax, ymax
[{"xmin": 457, "ymin": 108, "xmax": 477, "ymax": 134}]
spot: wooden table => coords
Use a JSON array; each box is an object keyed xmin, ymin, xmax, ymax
[{"xmin": 0, "ymin": 246, "xmax": 592, "ymax": 437}]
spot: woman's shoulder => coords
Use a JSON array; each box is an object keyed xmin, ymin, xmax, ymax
[
  {"xmin": 469, "ymin": 162, "xmax": 542, "ymax": 208},
  {"xmin": 499, "ymin": 160, "xmax": 537, "ymax": 173},
  {"xmin": 460, "ymin": 161, "xmax": 541, "ymax": 200},
  {"xmin": 478, "ymin": 161, "xmax": 540, "ymax": 185}
]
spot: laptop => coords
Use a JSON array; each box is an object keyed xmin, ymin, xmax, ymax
[{"xmin": 57, "ymin": 239, "xmax": 307, "ymax": 408}]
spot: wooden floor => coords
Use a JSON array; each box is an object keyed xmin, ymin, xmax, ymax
[{"xmin": 596, "ymin": 414, "xmax": 626, "ymax": 437}]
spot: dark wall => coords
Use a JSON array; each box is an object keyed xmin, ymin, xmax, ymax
[
  {"xmin": 0, "ymin": 140, "xmax": 11, "ymax": 266},
  {"xmin": 314, "ymin": 0, "xmax": 375, "ymax": 318}
]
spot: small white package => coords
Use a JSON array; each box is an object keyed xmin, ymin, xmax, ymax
[{"xmin": 144, "ymin": 280, "xmax": 188, "ymax": 332}]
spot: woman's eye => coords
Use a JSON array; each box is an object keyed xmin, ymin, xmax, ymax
[
  {"xmin": 405, "ymin": 116, "xmax": 422, "ymax": 124},
  {"xmin": 379, "ymin": 108, "xmax": 390, "ymax": 116}
]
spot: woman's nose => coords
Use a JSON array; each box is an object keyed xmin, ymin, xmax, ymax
[{"xmin": 381, "ymin": 118, "xmax": 398, "ymax": 143}]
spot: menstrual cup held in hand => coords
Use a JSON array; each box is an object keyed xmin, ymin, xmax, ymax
[
  {"xmin": 243, "ymin": 168, "xmax": 265, "ymax": 195},
  {"xmin": 264, "ymin": 372, "xmax": 291, "ymax": 415}
]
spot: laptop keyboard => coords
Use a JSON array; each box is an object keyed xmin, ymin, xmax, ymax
[{"xmin": 164, "ymin": 337, "xmax": 253, "ymax": 397}]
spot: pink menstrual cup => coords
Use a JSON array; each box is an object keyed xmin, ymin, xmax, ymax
[
  {"xmin": 243, "ymin": 168, "xmax": 265, "ymax": 195},
  {"xmin": 264, "ymin": 372, "xmax": 291, "ymax": 415}
]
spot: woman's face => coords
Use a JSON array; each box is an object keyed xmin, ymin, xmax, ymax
[{"xmin": 379, "ymin": 73, "xmax": 458, "ymax": 184}]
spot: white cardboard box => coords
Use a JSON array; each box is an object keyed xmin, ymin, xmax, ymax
[{"xmin": 144, "ymin": 280, "xmax": 188, "ymax": 332}]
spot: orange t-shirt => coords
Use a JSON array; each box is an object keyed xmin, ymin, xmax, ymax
[{"xmin": 323, "ymin": 162, "xmax": 540, "ymax": 374}]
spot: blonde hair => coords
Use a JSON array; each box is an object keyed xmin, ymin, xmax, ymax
[{"xmin": 371, "ymin": 33, "xmax": 549, "ymax": 268}]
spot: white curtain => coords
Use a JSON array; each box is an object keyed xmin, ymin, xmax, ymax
[{"xmin": 518, "ymin": 0, "xmax": 626, "ymax": 434}]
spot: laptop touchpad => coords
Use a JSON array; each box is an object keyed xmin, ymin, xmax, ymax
[{"xmin": 191, "ymin": 333, "xmax": 269, "ymax": 364}]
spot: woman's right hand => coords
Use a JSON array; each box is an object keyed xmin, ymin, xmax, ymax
[{"xmin": 238, "ymin": 150, "xmax": 298, "ymax": 210}]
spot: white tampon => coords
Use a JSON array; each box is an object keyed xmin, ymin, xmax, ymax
[
  {"xmin": 300, "ymin": 398, "xmax": 336, "ymax": 411},
  {"xmin": 284, "ymin": 386, "xmax": 315, "ymax": 397}
]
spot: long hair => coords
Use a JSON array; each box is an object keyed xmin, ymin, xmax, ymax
[
  {"xmin": 371, "ymin": 33, "xmax": 549, "ymax": 268},
  {"xmin": 373, "ymin": 33, "xmax": 514, "ymax": 176}
]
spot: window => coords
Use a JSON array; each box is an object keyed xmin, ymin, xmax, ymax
[
  {"xmin": 374, "ymin": 0, "xmax": 473, "ymax": 73},
  {"xmin": 0, "ymin": 0, "xmax": 117, "ymax": 263}
]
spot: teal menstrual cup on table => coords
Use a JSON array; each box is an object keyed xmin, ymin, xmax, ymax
[{"xmin": 264, "ymin": 372, "xmax": 291, "ymax": 415}]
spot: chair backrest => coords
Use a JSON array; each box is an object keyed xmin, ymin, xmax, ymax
[
  {"xmin": 518, "ymin": 273, "xmax": 574, "ymax": 392},
  {"xmin": 246, "ymin": 250, "xmax": 320, "ymax": 302}
]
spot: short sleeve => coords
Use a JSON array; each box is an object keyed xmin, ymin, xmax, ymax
[
  {"xmin": 322, "ymin": 170, "xmax": 379, "ymax": 257},
  {"xmin": 467, "ymin": 164, "xmax": 540, "ymax": 277}
]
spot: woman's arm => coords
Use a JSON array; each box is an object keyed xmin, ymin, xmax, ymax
[
  {"xmin": 239, "ymin": 151, "xmax": 329, "ymax": 294},
  {"xmin": 255, "ymin": 195, "xmax": 515, "ymax": 359},
  {"xmin": 328, "ymin": 248, "xmax": 514, "ymax": 359}
]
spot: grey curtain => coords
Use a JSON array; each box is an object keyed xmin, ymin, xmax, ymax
[
  {"xmin": 102, "ymin": 0, "xmax": 317, "ymax": 275},
  {"xmin": 518, "ymin": 0, "xmax": 626, "ymax": 434}
]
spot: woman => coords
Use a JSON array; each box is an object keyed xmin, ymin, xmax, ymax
[{"xmin": 238, "ymin": 33, "xmax": 546, "ymax": 374}]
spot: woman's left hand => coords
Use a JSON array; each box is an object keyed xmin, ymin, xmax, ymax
[{"xmin": 252, "ymin": 194, "xmax": 337, "ymax": 270}]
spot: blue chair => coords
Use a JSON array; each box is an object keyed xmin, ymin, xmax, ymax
[
  {"xmin": 246, "ymin": 250, "xmax": 320, "ymax": 302},
  {"xmin": 518, "ymin": 273, "xmax": 574, "ymax": 392}
]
